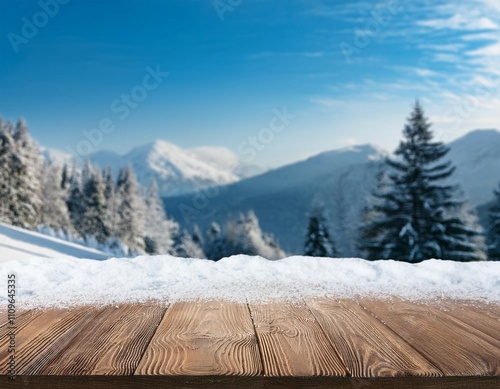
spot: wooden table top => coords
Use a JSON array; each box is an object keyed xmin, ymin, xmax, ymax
[{"xmin": 1, "ymin": 298, "xmax": 499, "ymax": 388}]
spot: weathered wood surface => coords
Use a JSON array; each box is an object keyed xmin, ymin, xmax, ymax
[
  {"xmin": 306, "ymin": 298, "xmax": 442, "ymax": 377},
  {"xmin": 360, "ymin": 299, "xmax": 500, "ymax": 376},
  {"xmin": 249, "ymin": 301, "xmax": 346, "ymax": 376},
  {"xmin": 135, "ymin": 301, "xmax": 262, "ymax": 376},
  {"xmin": 0, "ymin": 298, "xmax": 499, "ymax": 386}
]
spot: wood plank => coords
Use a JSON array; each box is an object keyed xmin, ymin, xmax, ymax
[
  {"xmin": 435, "ymin": 301, "xmax": 500, "ymax": 344},
  {"xmin": 41, "ymin": 304, "xmax": 166, "ymax": 375},
  {"xmin": 306, "ymin": 298, "xmax": 442, "ymax": 377},
  {"xmin": 135, "ymin": 300, "xmax": 261, "ymax": 376},
  {"xmin": 2, "ymin": 375, "xmax": 500, "ymax": 389},
  {"xmin": 0, "ymin": 306, "xmax": 104, "ymax": 375},
  {"xmin": 360, "ymin": 299, "xmax": 500, "ymax": 376},
  {"xmin": 249, "ymin": 301, "xmax": 347, "ymax": 376}
]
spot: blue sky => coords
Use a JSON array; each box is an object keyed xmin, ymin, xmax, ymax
[{"xmin": 1, "ymin": 0, "xmax": 499, "ymax": 167}]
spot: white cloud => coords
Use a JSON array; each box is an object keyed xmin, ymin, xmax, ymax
[{"xmin": 418, "ymin": 14, "xmax": 498, "ymax": 31}]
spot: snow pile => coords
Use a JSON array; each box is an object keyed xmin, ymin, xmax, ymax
[{"xmin": 0, "ymin": 255, "xmax": 499, "ymax": 308}]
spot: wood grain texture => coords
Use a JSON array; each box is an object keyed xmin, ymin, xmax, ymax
[
  {"xmin": 2, "ymin": 376, "xmax": 500, "ymax": 389},
  {"xmin": 41, "ymin": 305, "xmax": 166, "ymax": 375},
  {"xmin": 135, "ymin": 301, "xmax": 262, "ymax": 376},
  {"xmin": 436, "ymin": 301, "xmax": 500, "ymax": 344},
  {"xmin": 249, "ymin": 301, "xmax": 347, "ymax": 377},
  {"xmin": 360, "ymin": 299, "xmax": 500, "ymax": 376},
  {"xmin": 306, "ymin": 298, "xmax": 442, "ymax": 377},
  {"xmin": 0, "ymin": 307, "xmax": 103, "ymax": 375}
]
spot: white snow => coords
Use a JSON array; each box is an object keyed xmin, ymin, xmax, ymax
[
  {"xmin": 0, "ymin": 254, "xmax": 499, "ymax": 309},
  {"xmin": 0, "ymin": 223, "xmax": 109, "ymax": 262},
  {"xmin": 1, "ymin": 222, "xmax": 498, "ymax": 309}
]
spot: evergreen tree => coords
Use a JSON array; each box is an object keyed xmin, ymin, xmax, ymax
[
  {"xmin": 487, "ymin": 183, "xmax": 500, "ymax": 261},
  {"xmin": 116, "ymin": 165, "xmax": 147, "ymax": 253},
  {"xmin": 205, "ymin": 222, "xmax": 225, "ymax": 261},
  {"xmin": 81, "ymin": 168, "xmax": 110, "ymax": 244},
  {"xmin": 173, "ymin": 229, "xmax": 205, "ymax": 258},
  {"xmin": 0, "ymin": 120, "xmax": 18, "ymax": 224},
  {"xmin": 144, "ymin": 179, "xmax": 178, "ymax": 255},
  {"xmin": 67, "ymin": 169, "xmax": 85, "ymax": 236},
  {"xmin": 10, "ymin": 119, "xmax": 42, "ymax": 228},
  {"xmin": 360, "ymin": 102, "xmax": 485, "ymax": 262},
  {"xmin": 39, "ymin": 162, "xmax": 72, "ymax": 232},
  {"xmin": 304, "ymin": 208, "xmax": 337, "ymax": 257},
  {"xmin": 223, "ymin": 210, "xmax": 285, "ymax": 260},
  {"xmin": 103, "ymin": 166, "xmax": 119, "ymax": 237}
]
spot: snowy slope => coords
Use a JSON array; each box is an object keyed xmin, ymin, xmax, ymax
[
  {"xmin": 0, "ymin": 223, "xmax": 109, "ymax": 262},
  {"xmin": 90, "ymin": 141, "xmax": 265, "ymax": 197},
  {"xmin": 448, "ymin": 129, "xmax": 500, "ymax": 206},
  {"xmin": 165, "ymin": 144, "xmax": 387, "ymax": 256},
  {"xmin": 1, "ymin": 255, "xmax": 499, "ymax": 308}
]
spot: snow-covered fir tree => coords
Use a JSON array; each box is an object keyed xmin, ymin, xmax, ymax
[
  {"xmin": 144, "ymin": 179, "xmax": 178, "ymax": 255},
  {"xmin": 102, "ymin": 166, "xmax": 120, "ymax": 237},
  {"xmin": 205, "ymin": 222, "xmax": 225, "ymax": 261},
  {"xmin": 0, "ymin": 120, "xmax": 40, "ymax": 226},
  {"xmin": 39, "ymin": 162, "xmax": 72, "ymax": 232},
  {"xmin": 223, "ymin": 210, "xmax": 285, "ymax": 260},
  {"xmin": 173, "ymin": 229, "xmax": 205, "ymax": 258},
  {"xmin": 81, "ymin": 168, "xmax": 110, "ymax": 244},
  {"xmin": 304, "ymin": 208, "xmax": 337, "ymax": 257},
  {"xmin": 360, "ymin": 102, "xmax": 485, "ymax": 262},
  {"xmin": 487, "ymin": 183, "xmax": 500, "ymax": 261},
  {"xmin": 116, "ymin": 165, "xmax": 147, "ymax": 253},
  {"xmin": 66, "ymin": 168, "xmax": 86, "ymax": 235},
  {"xmin": 0, "ymin": 120, "xmax": 18, "ymax": 224}
]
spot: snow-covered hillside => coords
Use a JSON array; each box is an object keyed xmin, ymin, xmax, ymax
[
  {"xmin": 89, "ymin": 141, "xmax": 265, "ymax": 197},
  {"xmin": 448, "ymin": 129, "xmax": 500, "ymax": 206},
  {"xmin": 1, "ymin": 255, "xmax": 499, "ymax": 308},
  {"xmin": 0, "ymin": 223, "xmax": 109, "ymax": 262}
]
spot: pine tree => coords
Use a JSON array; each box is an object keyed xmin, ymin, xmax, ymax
[
  {"xmin": 487, "ymin": 183, "xmax": 500, "ymax": 261},
  {"xmin": 304, "ymin": 208, "xmax": 337, "ymax": 257},
  {"xmin": 0, "ymin": 120, "xmax": 18, "ymax": 224},
  {"xmin": 205, "ymin": 222, "xmax": 225, "ymax": 261},
  {"xmin": 10, "ymin": 119, "xmax": 43, "ymax": 228},
  {"xmin": 144, "ymin": 179, "xmax": 178, "ymax": 255},
  {"xmin": 173, "ymin": 229, "xmax": 205, "ymax": 258},
  {"xmin": 103, "ymin": 166, "xmax": 119, "ymax": 237},
  {"xmin": 67, "ymin": 169, "xmax": 85, "ymax": 236},
  {"xmin": 81, "ymin": 168, "xmax": 110, "ymax": 244},
  {"xmin": 116, "ymin": 165, "xmax": 147, "ymax": 253},
  {"xmin": 223, "ymin": 210, "xmax": 285, "ymax": 260},
  {"xmin": 360, "ymin": 102, "xmax": 485, "ymax": 262},
  {"xmin": 39, "ymin": 162, "xmax": 72, "ymax": 232}
]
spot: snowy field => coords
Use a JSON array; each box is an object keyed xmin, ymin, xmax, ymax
[{"xmin": 1, "ymin": 223, "xmax": 499, "ymax": 308}]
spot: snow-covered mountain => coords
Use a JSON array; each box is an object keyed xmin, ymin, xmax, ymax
[
  {"xmin": 165, "ymin": 144, "xmax": 387, "ymax": 256},
  {"xmin": 164, "ymin": 130, "xmax": 500, "ymax": 255},
  {"xmin": 448, "ymin": 129, "xmax": 500, "ymax": 206},
  {"xmin": 88, "ymin": 141, "xmax": 265, "ymax": 197}
]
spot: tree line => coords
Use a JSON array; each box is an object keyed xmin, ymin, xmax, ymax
[{"xmin": 0, "ymin": 116, "xmax": 283, "ymax": 259}]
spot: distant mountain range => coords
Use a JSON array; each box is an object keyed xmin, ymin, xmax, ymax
[
  {"xmin": 43, "ymin": 141, "xmax": 266, "ymax": 197},
  {"xmin": 42, "ymin": 129, "xmax": 500, "ymax": 255}
]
